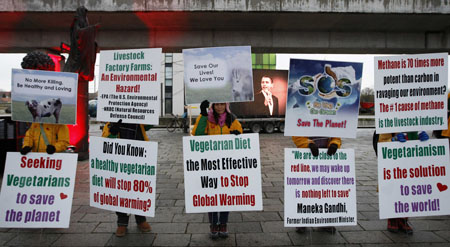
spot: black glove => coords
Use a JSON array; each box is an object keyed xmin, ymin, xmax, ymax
[
  {"xmin": 308, "ymin": 143, "xmax": 319, "ymax": 157},
  {"xmin": 230, "ymin": 130, "xmax": 241, "ymax": 135},
  {"xmin": 46, "ymin": 145, "xmax": 56, "ymax": 154},
  {"xmin": 20, "ymin": 146, "xmax": 32, "ymax": 155},
  {"xmin": 327, "ymin": 144, "xmax": 338, "ymax": 156},
  {"xmin": 109, "ymin": 119, "xmax": 122, "ymax": 136},
  {"xmin": 200, "ymin": 100, "xmax": 210, "ymax": 117}
]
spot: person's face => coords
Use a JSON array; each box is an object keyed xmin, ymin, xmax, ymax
[
  {"xmin": 214, "ymin": 103, "xmax": 226, "ymax": 114},
  {"xmin": 261, "ymin": 77, "xmax": 273, "ymax": 93}
]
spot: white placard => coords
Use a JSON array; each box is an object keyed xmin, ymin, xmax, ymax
[
  {"xmin": 183, "ymin": 46, "xmax": 254, "ymax": 104},
  {"xmin": 89, "ymin": 136, "xmax": 157, "ymax": 217},
  {"xmin": 284, "ymin": 148, "xmax": 357, "ymax": 227},
  {"xmin": 374, "ymin": 53, "xmax": 448, "ymax": 133},
  {"xmin": 11, "ymin": 69, "xmax": 78, "ymax": 124},
  {"xmin": 0, "ymin": 152, "xmax": 78, "ymax": 228},
  {"xmin": 97, "ymin": 48, "xmax": 162, "ymax": 125},
  {"xmin": 378, "ymin": 139, "xmax": 450, "ymax": 219},
  {"xmin": 183, "ymin": 134, "xmax": 262, "ymax": 213}
]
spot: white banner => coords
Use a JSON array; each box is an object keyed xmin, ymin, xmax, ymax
[
  {"xmin": 0, "ymin": 152, "xmax": 78, "ymax": 228},
  {"xmin": 378, "ymin": 139, "xmax": 450, "ymax": 219},
  {"xmin": 374, "ymin": 53, "xmax": 448, "ymax": 133},
  {"xmin": 183, "ymin": 134, "xmax": 262, "ymax": 213},
  {"xmin": 284, "ymin": 148, "xmax": 357, "ymax": 227},
  {"xmin": 97, "ymin": 48, "xmax": 162, "ymax": 125},
  {"xmin": 89, "ymin": 136, "xmax": 158, "ymax": 217},
  {"xmin": 11, "ymin": 69, "xmax": 78, "ymax": 124}
]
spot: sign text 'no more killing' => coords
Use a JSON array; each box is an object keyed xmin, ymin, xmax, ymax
[
  {"xmin": 374, "ymin": 53, "xmax": 448, "ymax": 133},
  {"xmin": 89, "ymin": 136, "xmax": 158, "ymax": 217},
  {"xmin": 183, "ymin": 134, "xmax": 262, "ymax": 213},
  {"xmin": 97, "ymin": 48, "xmax": 162, "ymax": 125},
  {"xmin": 284, "ymin": 148, "xmax": 357, "ymax": 227},
  {"xmin": 0, "ymin": 153, "xmax": 78, "ymax": 228},
  {"xmin": 378, "ymin": 139, "xmax": 450, "ymax": 219}
]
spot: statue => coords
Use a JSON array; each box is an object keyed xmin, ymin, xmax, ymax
[
  {"xmin": 63, "ymin": 6, "xmax": 99, "ymax": 160},
  {"xmin": 63, "ymin": 6, "xmax": 99, "ymax": 81}
]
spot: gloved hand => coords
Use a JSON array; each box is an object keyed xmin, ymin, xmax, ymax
[
  {"xmin": 20, "ymin": 146, "xmax": 32, "ymax": 155},
  {"xmin": 46, "ymin": 145, "xmax": 56, "ymax": 154},
  {"xmin": 327, "ymin": 144, "xmax": 338, "ymax": 156},
  {"xmin": 392, "ymin": 133, "xmax": 406, "ymax": 142},
  {"xmin": 109, "ymin": 119, "xmax": 122, "ymax": 136},
  {"xmin": 200, "ymin": 100, "xmax": 210, "ymax": 117},
  {"xmin": 419, "ymin": 131, "xmax": 429, "ymax": 142},
  {"xmin": 308, "ymin": 143, "xmax": 319, "ymax": 157},
  {"xmin": 230, "ymin": 130, "xmax": 241, "ymax": 135}
]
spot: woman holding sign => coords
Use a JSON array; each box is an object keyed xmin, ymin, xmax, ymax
[
  {"xmin": 192, "ymin": 100, "xmax": 243, "ymax": 239},
  {"xmin": 292, "ymin": 135, "xmax": 341, "ymax": 234},
  {"xmin": 376, "ymin": 131, "xmax": 429, "ymax": 234},
  {"xmin": 19, "ymin": 51, "xmax": 70, "ymax": 155},
  {"xmin": 102, "ymin": 120, "xmax": 152, "ymax": 237}
]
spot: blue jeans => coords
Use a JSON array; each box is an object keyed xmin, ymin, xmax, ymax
[{"xmin": 208, "ymin": 212, "xmax": 229, "ymax": 225}]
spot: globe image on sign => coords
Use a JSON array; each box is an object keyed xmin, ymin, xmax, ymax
[
  {"xmin": 298, "ymin": 76, "xmax": 315, "ymax": 95},
  {"xmin": 336, "ymin": 78, "xmax": 352, "ymax": 97},
  {"xmin": 317, "ymin": 75, "xmax": 335, "ymax": 94}
]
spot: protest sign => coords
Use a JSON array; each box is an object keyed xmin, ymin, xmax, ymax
[
  {"xmin": 89, "ymin": 136, "xmax": 157, "ymax": 217},
  {"xmin": 97, "ymin": 48, "xmax": 162, "ymax": 125},
  {"xmin": 230, "ymin": 69, "xmax": 288, "ymax": 117},
  {"xmin": 11, "ymin": 69, "xmax": 78, "ymax": 124},
  {"xmin": 378, "ymin": 139, "xmax": 450, "ymax": 219},
  {"xmin": 374, "ymin": 53, "xmax": 448, "ymax": 133},
  {"xmin": 183, "ymin": 46, "xmax": 253, "ymax": 104},
  {"xmin": 183, "ymin": 133, "xmax": 262, "ymax": 213},
  {"xmin": 285, "ymin": 59, "xmax": 362, "ymax": 138},
  {"xmin": 284, "ymin": 148, "xmax": 357, "ymax": 227},
  {"xmin": 0, "ymin": 152, "xmax": 78, "ymax": 228}
]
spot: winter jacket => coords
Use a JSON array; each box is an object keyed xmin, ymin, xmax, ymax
[
  {"xmin": 292, "ymin": 136, "xmax": 341, "ymax": 149},
  {"xmin": 22, "ymin": 123, "xmax": 70, "ymax": 153},
  {"xmin": 102, "ymin": 123, "xmax": 150, "ymax": 141},
  {"xmin": 192, "ymin": 115, "xmax": 243, "ymax": 136}
]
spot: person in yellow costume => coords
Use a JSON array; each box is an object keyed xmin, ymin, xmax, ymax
[
  {"xmin": 19, "ymin": 51, "xmax": 69, "ymax": 155},
  {"xmin": 192, "ymin": 100, "xmax": 243, "ymax": 239},
  {"xmin": 292, "ymin": 135, "xmax": 341, "ymax": 234}
]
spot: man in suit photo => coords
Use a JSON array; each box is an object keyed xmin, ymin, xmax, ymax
[{"xmin": 254, "ymin": 75, "xmax": 279, "ymax": 116}]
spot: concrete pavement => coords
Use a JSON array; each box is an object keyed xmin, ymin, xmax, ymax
[{"xmin": 0, "ymin": 126, "xmax": 449, "ymax": 246}]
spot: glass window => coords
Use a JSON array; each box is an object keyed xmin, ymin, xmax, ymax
[
  {"xmin": 263, "ymin": 54, "xmax": 269, "ymax": 65},
  {"xmin": 165, "ymin": 53, "xmax": 173, "ymax": 63},
  {"xmin": 165, "ymin": 78, "xmax": 172, "ymax": 86},
  {"xmin": 270, "ymin": 54, "xmax": 276, "ymax": 65},
  {"xmin": 165, "ymin": 66, "xmax": 173, "ymax": 79},
  {"xmin": 165, "ymin": 99, "xmax": 172, "ymax": 114}
]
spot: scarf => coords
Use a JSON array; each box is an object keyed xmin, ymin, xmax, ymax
[{"xmin": 208, "ymin": 110, "xmax": 227, "ymax": 127}]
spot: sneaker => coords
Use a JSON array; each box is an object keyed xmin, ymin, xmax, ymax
[
  {"xmin": 296, "ymin": 227, "xmax": 306, "ymax": 233},
  {"xmin": 137, "ymin": 221, "xmax": 151, "ymax": 232},
  {"xmin": 115, "ymin": 226, "xmax": 127, "ymax": 237},
  {"xmin": 398, "ymin": 218, "xmax": 413, "ymax": 234},
  {"xmin": 210, "ymin": 224, "xmax": 219, "ymax": 239},
  {"xmin": 218, "ymin": 224, "xmax": 228, "ymax": 238},
  {"xmin": 322, "ymin": 227, "xmax": 336, "ymax": 234},
  {"xmin": 387, "ymin": 219, "xmax": 399, "ymax": 233}
]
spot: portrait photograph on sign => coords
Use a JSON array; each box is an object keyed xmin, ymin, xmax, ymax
[
  {"xmin": 183, "ymin": 46, "xmax": 253, "ymax": 104},
  {"xmin": 230, "ymin": 69, "xmax": 288, "ymax": 117}
]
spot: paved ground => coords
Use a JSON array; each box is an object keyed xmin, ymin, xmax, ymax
[{"xmin": 1, "ymin": 126, "xmax": 450, "ymax": 246}]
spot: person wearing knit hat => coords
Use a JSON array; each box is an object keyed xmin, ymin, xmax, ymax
[{"xmin": 192, "ymin": 100, "xmax": 243, "ymax": 239}]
